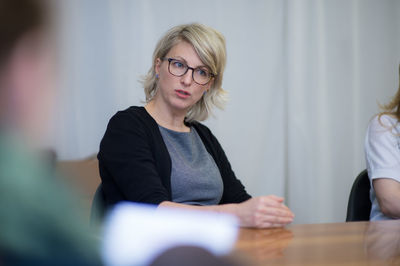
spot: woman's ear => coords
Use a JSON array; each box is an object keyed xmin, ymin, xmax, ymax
[
  {"xmin": 205, "ymin": 79, "xmax": 213, "ymax": 92},
  {"xmin": 155, "ymin": 58, "xmax": 162, "ymax": 75}
]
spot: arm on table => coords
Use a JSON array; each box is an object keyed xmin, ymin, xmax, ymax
[
  {"xmin": 159, "ymin": 195, "xmax": 294, "ymax": 229},
  {"xmin": 373, "ymin": 178, "xmax": 400, "ymax": 219}
]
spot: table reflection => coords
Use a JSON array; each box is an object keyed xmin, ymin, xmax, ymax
[
  {"xmin": 364, "ymin": 220, "xmax": 400, "ymax": 264},
  {"xmin": 235, "ymin": 227, "xmax": 293, "ymax": 261}
]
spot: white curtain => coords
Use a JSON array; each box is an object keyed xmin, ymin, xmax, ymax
[{"xmin": 54, "ymin": 0, "xmax": 400, "ymax": 224}]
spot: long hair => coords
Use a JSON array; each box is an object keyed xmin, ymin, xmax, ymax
[
  {"xmin": 378, "ymin": 65, "xmax": 400, "ymax": 125},
  {"xmin": 142, "ymin": 23, "xmax": 227, "ymax": 122}
]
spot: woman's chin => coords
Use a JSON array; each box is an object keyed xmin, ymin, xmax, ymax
[{"xmin": 169, "ymin": 99, "xmax": 195, "ymax": 113}]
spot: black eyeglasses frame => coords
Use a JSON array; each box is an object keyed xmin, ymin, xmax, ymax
[{"xmin": 161, "ymin": 57, "xmax": 215, "ymax": 85}]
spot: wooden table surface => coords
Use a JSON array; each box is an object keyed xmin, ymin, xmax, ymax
[{"xmin": 235, "ymin": 220, "xmax": 400, "ymax": 265}]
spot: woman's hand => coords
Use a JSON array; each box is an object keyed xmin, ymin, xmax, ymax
[
  {"xmin": 235, "ymin": 195, "xmax": 294, "ymax": 228},
  {"xmin": 159, "ymin": 195, "xmax": 294, "ymax": 228}
]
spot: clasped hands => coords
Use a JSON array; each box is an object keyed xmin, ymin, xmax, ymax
[{"xmin": 236, "ymin": 195, "xmax": 294, "ymax": 228}]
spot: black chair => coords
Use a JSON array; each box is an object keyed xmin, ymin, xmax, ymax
[
  {"xmin": 90, "ymin": 183, "xmax": 107, "ymax": 225},
  {"xmin": 346, "ymin": 169, "xmax": 372, "ymax": 222}
]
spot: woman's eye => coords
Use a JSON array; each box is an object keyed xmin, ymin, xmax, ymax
[
  {"xmin": 173, "ymin": 61, "xmax": 185, "ymax": 68},
  {"xmin": 197, "ymin": 69, "xmax": 208, "ymax": 77}
]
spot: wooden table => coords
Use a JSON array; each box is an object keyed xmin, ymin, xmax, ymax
[{"xmin": 235, "ymin": 220, "xmax": 400, "ymax": 265}]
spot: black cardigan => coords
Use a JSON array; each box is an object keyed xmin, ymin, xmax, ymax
[{"xmin": 97, "ymin": 106, "xmax": 251, "ymax": 206}]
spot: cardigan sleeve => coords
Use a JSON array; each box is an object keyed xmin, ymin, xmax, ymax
[
  {"xmin": 194, "ymin": 124, "xmax": 252, "ymax": 204},
  {"xmin": 98, "ymin": 110, "xmax": 170, "ymax": 205}
]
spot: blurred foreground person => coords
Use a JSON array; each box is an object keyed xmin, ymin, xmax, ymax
[{"xmin": 0, "ymin": 0, "xmax": 101, "ymax": 265}]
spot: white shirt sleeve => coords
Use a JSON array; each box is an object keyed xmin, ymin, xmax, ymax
[{"xmin": 365, "ymin": 115, "xmax": 400, "ymax": 182}]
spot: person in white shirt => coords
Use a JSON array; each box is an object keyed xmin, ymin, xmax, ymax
[{"xmin": 365, "ymin": 71, "xmax": 400, "ymax": 221}]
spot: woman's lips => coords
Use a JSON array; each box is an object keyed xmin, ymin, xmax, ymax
[{"xmin": 175, "ymin": 89, "xmax": 191, "ymax": 99}]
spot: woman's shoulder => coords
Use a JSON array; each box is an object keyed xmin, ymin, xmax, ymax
[
  {"xmin": 368, "ymin": 114, "xmax": 400, "ymax": 133},
  {"xmin": 104, "ymin": 106, "xmax": 159, "ymax": 137},
  {"xmin": 112, "ymin": 106, "xmax": 146, "ymax": 119},
  {"xmin": 109, "ymin": 106, "xmax": 153, "ymax": 124}
]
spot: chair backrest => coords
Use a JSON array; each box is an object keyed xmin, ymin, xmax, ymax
[
  {"xmin": 57, "ymin": 155, "xmax": 100, "ymax": 221},
  {"xmin": 90, "ymin": 183, "xmax": 107, "ymax": 225},
  {"xmin": 346, "ymin": 169, "xmax": 371, "ymax": 222}
]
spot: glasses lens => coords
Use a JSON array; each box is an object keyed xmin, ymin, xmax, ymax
[
  {"xmin": 169, "ymin": 59, "xmax": 187, "ymax": 76},
  {"xmin": 168, "ymin": 58, "xmax": 212, "ymax": 85},
  {"xmin": 193, "ymin": 68, "xmax": 211, "ymax": 85}
]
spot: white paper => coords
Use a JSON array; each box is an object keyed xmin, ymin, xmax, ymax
[{"xmin": 101, "ymin": 202, "xmax": 239, "ymax": 266}]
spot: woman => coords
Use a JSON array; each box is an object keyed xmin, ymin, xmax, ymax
[
  {"xmin": 365, "ymin": 68, "xmax": 400, "ymax": 221},
  {"xmin": 98, "ymin": 23, "xmax": 294, "ymax": 228}
]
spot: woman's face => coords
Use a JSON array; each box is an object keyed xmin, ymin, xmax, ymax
[{"xmin": 154, "ymin": 41, "xmax": 212, "ymax": 114}]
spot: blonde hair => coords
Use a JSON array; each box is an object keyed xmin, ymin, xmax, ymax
[
  {"xmin": 142, "ymin": 23, "xmax": 227, "ymax": 122},
  {"xmin": 378, "ymin": 65, "xmax": 400, "ymax": 126}
]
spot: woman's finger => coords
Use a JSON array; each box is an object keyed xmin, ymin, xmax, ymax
[
  {"xmin": 257, "ymin": 204, "xmax": 295, "ymax": 218},
  {"xmin": 259, "ymin": 214, "xmax": 294, "ymax": 225},
  {"xmin": 266, "ymin": 195, "xmax": 284, "ymax": 202}
]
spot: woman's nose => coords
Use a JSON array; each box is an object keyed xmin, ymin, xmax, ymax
[{"xmin": 180, "ymin": 69, "xmax": 193, "ymax": 85}]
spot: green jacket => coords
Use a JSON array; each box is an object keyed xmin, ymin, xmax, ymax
[{"xmin": 0, "ymin": 134, "xmax": 101, "ymax": 265}]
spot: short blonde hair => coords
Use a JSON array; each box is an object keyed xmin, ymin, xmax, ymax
[{"xmin": 142, "ymin": 23, "xmax": 227, "ymax": 122}]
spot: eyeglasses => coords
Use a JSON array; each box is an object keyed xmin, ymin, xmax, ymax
[{"xmin": 161, "ymin": 57, "xmax": 215, "ymax": 85}]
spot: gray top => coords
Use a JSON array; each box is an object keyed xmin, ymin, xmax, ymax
[{"xmin": 158, "ymin": 125, "xmax": 223, "ymax": 205}]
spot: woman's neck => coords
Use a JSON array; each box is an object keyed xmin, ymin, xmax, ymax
[{"xmin": 145, "ymin": 100, "xmax": 190, "ymax": 132}]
